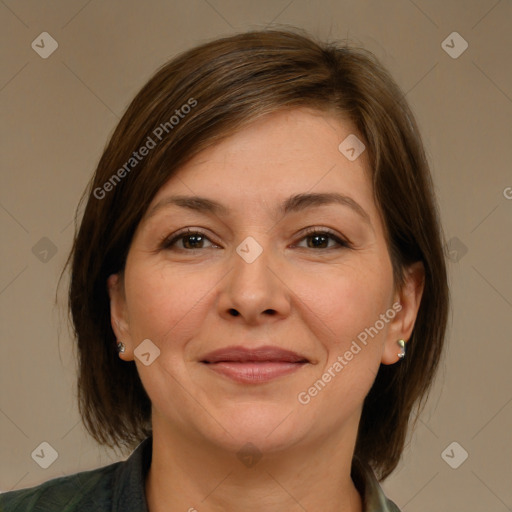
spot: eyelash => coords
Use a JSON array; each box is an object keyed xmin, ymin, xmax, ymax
[{"xmin": 160, "ymin": 227, "xmax": 352, "ymax": 251}]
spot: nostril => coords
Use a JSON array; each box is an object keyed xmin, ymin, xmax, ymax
[{"xmin": 229, "ymin": 309, "xmax": 239, "ymax": 316}]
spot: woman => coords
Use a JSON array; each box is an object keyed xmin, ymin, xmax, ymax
[{"xmin": 0, "ymin": 28, "xmax": 449, "ymax": 511}]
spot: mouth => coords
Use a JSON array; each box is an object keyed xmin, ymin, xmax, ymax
[{"xmin": 200, "ymin": 345, "xmax": 310, "ymax": 384}]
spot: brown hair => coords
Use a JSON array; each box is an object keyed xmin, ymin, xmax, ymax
[{"xmin": 65, "ymin": 28, "xmax": 449, "ymax": 480}]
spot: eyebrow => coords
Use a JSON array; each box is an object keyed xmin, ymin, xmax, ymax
[{"xmin": 145, "ymin": 192, "xmax": 372, "ymax": 228}]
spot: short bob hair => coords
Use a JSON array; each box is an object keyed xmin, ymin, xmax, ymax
[{"xmin": 66, "ymin": 28, "xmax": 449, "ymax": 480}]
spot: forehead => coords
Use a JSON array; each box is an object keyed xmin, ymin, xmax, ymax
[{"xmin": 146, "ymin": 108, "xmax": 376, "ymax": 222}]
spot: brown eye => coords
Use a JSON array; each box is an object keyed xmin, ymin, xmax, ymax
[
  {"xmin": 294, "ymin": 228, "xmax": 351, "ymax": 250},
  {"xmin": 162, "ymin": 230, "xmax": 215, "ymax": 250}
]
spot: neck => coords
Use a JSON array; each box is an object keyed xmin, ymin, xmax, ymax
[{"xmin": 145, "ymin": 419, "xmax": 363, "ymax": 512}]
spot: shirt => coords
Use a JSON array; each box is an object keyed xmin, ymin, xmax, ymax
[{"xmin": 0, "ymin": 437, "xmax": 401, "ymax": 511}]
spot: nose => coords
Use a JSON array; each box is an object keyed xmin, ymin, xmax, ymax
[{"xmin": 216, "ymin": 237, "xmax": 291, "ymax": 325}]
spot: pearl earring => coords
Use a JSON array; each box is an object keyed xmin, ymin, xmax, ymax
[{"xmin": 397, "ymin": 339, "xmax": 406, "ymax": 359}]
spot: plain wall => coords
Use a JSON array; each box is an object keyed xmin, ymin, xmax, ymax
[{"xmin": 1, "ymin": 1, "xmax": 511, "ymax": 511}]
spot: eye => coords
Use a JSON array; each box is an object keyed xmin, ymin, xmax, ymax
[
  {"xmin": 161, "ymin": 229, "xmax": 217, "ymax": 250},
  {"xmin": 160, "ymin": 227, "xmax": 351, "ymax": 252},
  {"xmin": 293, "ymin": 227, "xmax": 351, "ymax": 250}
]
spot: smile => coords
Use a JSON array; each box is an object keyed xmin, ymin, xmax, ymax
[{"xmin": 200, "ymin": 345, "xmax": 309, "ymax": 384}]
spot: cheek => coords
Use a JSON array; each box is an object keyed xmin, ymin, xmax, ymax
[
  {"xmin": 291, "ymin": 256, "xmax": 393, "ymax": 349},
  {"xmin": 123, "ymin": 260, "xmax": 216, "ymax": 345},
  {"xmin": 296, "ymin": 270, "xmax": 390, "ymax": 421}
]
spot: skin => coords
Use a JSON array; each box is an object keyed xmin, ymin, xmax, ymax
[{"xmin": 108, "ymin": 107, "xmax": 424, "ymax": 512}]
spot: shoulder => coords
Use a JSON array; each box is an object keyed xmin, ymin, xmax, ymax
[
  {"xmin": 351, "ymin": 457, "xmax": 402, "ymax": 512},
  {"xmin": 0, "ymin": 461, "xmax": 121, "ymax": 512},
  {"xmin": 0, "ymin": 437, "xmax": 152, "ymax": 512}
]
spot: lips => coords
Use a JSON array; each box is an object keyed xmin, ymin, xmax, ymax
[
  {"xmin": 201, "ymin": 346, "xmax": 309, "ymax": 364},
  {"xmin": 200, "ymin": 345, "xmax": 309, "ymax": 384}
]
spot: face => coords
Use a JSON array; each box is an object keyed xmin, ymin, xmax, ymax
[{"xmin": 108, "ymin": 108, "xmax": 423, "ymax": 455}]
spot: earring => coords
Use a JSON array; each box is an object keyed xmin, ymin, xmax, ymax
[
  {"xmin": 117, "ymin": 342, "xmax": 126, "ymax": 353},
  {"xmin": 397, "ymin": 339, "xmax": 406, "ymax": 359}
]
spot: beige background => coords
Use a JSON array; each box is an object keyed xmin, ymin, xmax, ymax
[{"xmin": 1, "ymin": 1, "xmax": 511, "ymax": 510}]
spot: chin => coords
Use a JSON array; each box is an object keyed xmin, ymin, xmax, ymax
[{"xmin": 201, "ymin": 403, "xmax": 308, "ymax": 455}]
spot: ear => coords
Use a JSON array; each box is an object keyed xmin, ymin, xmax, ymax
[
  {"xmin": 381, "ymin": 261, "xmax": 425, "ymax": 365},
  {"xmin": 107, "ymin": 273, "xmax": 133, "ymax": 360}
]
